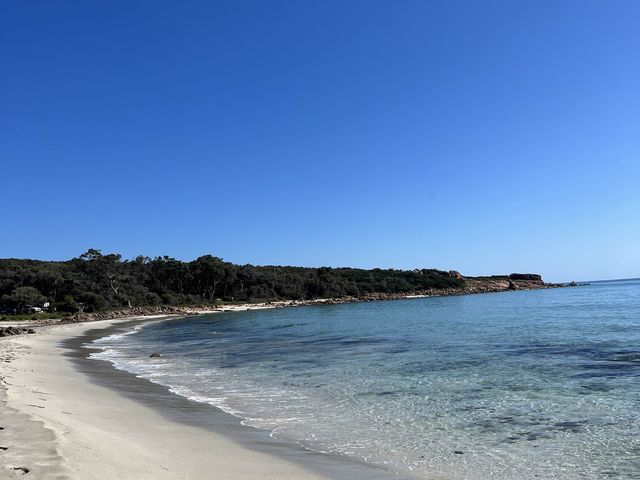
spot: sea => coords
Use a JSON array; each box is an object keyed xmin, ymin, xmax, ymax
[{"xmin": 87, "ymin": 279, "xmax": 640, "ymax": 479}]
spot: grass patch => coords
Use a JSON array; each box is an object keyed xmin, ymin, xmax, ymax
[{"xmin": 0, "ymin": 312, "xmax": 67, "ymax": 322}]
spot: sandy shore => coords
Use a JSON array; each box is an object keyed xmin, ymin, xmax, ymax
[{"xmin": 0, "ymin": 317, "xmax": 337, "ymax": 479}]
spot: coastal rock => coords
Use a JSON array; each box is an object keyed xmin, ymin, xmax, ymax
[
  {"xmin": 509, "ymin": 273, "xmax": 543, "ymax": 282},
  {"xmin": 0, "ymin": 326, "xmax": 29, "ymax": 337}
]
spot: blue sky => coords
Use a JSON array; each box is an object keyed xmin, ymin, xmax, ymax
[{"xmin": 1, "ymin": 0, "xmax": 638, "ymax": 282}]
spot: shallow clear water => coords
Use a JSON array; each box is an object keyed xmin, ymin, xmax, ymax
[{"xmin": 89, "ymin": 280, "xmax": 640, "ymax": 479}]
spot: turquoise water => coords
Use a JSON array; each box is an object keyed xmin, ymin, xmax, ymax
[{"xmin": 90, "ymin": 280, "xmax": 640, "ymax": 479}]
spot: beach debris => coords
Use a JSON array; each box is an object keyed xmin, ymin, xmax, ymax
[
  {"xmin": 0, "ymin": 446, "xmax": 7, "ymax": 450},
  {"xmin": 13, "ymin": 466, "xmax": 30, "ymax": 474},
  {"xmin": 149, "ymin": 352, "xmax": 162, "ymax": 358}
]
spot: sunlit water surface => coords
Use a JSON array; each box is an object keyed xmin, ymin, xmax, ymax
[{"xmin": 89, "ymin": 279, "xmax": 640, "ymax": 479}]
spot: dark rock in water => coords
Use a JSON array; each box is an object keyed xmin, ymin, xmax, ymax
[
  {"xmin": 27, "ymin": 328, "xmax": 36, "ymax": 334},
  {"xmin": 553, "ymin": 421, "xmax": 585, "ymax": 433},
  {"xmin": 149, "ymin": 352, "xmax": 162, "ymax": 358},
  {"xmin": 454, "ymin": 450, "xmax": 464, "ymax": 455}
]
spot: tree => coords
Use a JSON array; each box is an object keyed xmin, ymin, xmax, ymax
[
  {"xmin": 190, "ymin": 256, "xmax": 225, "ymax": 301},
  {"xmin": 1, "ymin": 286, "xmax": 47, "ymax": 312},
  {"xmin": 0, "ymin": 250, "xmax": 468, "ymax": 312},
  {"xmin": 78, "ymin": 292, "xmax": 108, "ymax": 312}
]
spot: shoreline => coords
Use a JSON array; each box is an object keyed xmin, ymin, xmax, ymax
[
  {"xmin": 1, "ymin": 276, "xmax": 564, "ymax": 333},
  {"xmin": 0, "ymin": 284, "xmax": 568, "ymax": 479},
  {"xmin": 0, "ymin": 314, "xmax": 412, "ymax": 479}
]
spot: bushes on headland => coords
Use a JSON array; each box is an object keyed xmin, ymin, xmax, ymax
[{"xmin": 0, "ymin": 250, "xmax": 466, "ymax": 313}]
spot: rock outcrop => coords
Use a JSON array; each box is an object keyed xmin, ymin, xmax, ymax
[
  {"xmin": 508, "ymin": 273, "xmax": 543, "ymax": 282},
  {"xmin": 0, "ymin": 327, "xmax": 35, "ymax": 337}
]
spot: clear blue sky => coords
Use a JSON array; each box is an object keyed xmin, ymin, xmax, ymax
[{"xmin": 1, "ymin": 1, "xmax": 639, "ymax": 282}]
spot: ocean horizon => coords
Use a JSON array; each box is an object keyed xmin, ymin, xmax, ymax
[{"xmin": 88, "ymin": 279, "xmax": 640, "ymax": 479}]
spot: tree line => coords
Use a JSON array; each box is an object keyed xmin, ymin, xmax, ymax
[{"xmin": 0, "ymin": 249, "xmax": 465, "ymax": 313}]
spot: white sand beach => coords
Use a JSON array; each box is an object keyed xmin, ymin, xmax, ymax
[{"xmin": 0, "ymin": 318, "xmax": 330, "ymax": 480}]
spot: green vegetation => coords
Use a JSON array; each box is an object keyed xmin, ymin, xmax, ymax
[
  {"xmin": 0, "ymin": 249, "xmax": 465, "ymax": 314},
  {"xmin": 0, "ymin": 312, "xmax": 67, "ymax": 322}
]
